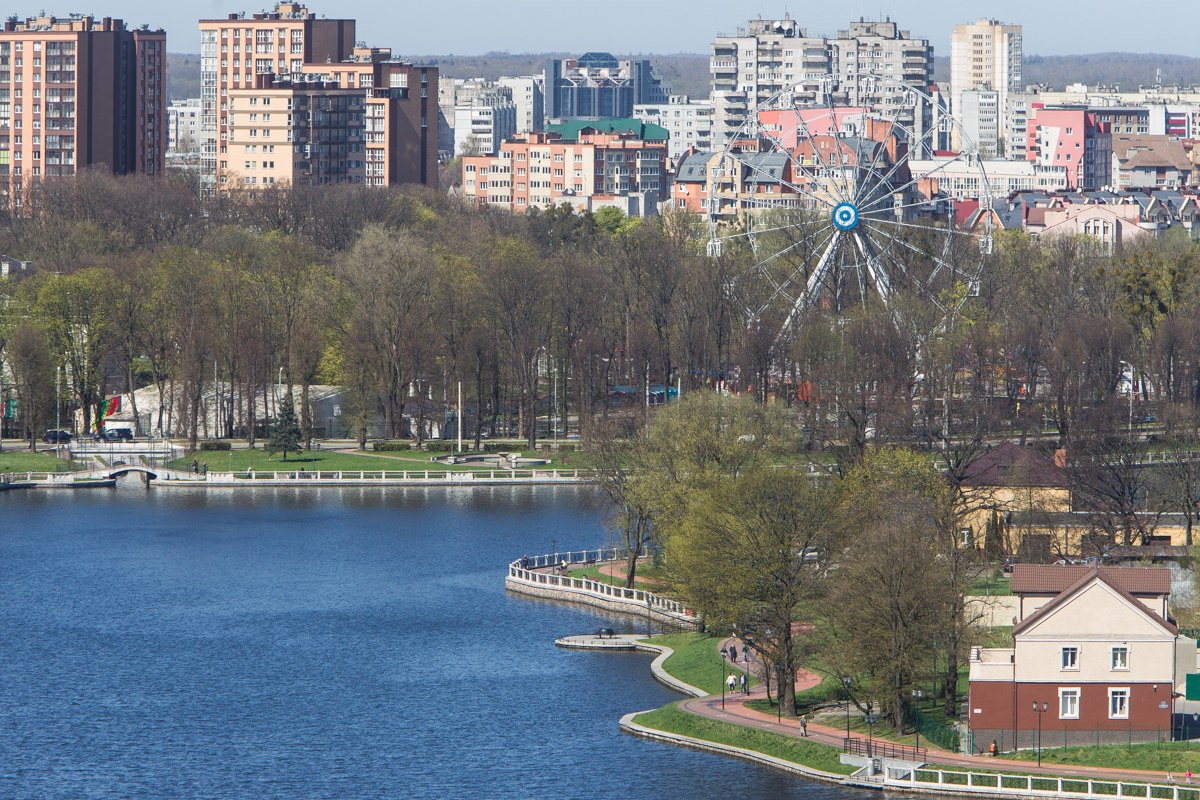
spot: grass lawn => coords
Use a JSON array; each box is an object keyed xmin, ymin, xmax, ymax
[
  {"xmin": 566, "ymin": 561, "xmax": 667, "ymax": 590},
  {"xmin": 998, "ymin": 741, "xmax": 1200, "ymax": 773},
  {"xmin": 169, "ymin": 448, "xmax": 510, "ymax": 473},
  {"xmin": 971, "ymin": 575, "xmax": 1013, "ymax": 596},
  {"xmin": 0, "ymin": 451, "xmax": 86, "ymax": 473},
  {"xmin": 641, "ymin": 632, "xmax": 756, "ymax": 696},
  {"xmin": 634, "ymin": 702, "xmax": 855, "ymax": 775}
]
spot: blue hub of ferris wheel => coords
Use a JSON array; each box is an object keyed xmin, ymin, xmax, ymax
[{"xmin": 832, "ymin": 202, "xmax": 859, "ymax": 231}]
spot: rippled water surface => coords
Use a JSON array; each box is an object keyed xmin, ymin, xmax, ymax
[{"xmin": 0, "ymin": 482, "xmax": 877, "ymax": 799}]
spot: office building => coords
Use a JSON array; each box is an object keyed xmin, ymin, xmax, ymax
[
  {"xmin": 950, "ymin": 19, "xmax": 1022, "ymax": 150},
  {"xmin": 0, "ymin": 13, "xmax": 166, "ymax": 196},
  {"xmin": 545, "ymin": 53, "xmax": 667, "ymax": 121}
]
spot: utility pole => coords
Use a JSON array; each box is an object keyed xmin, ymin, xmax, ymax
[{"xmin": 457, "ymin": 381, "xmax": 463, "ymax": 454}]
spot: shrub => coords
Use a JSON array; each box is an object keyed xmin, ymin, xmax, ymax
[
  {"xmin": 559, "ymin": 444, "xmax": 575, "ymax": 453},
  {"xmin": 199, "ymin": 441, "xmax": 231, "ymax": 451},
  {"xmin": 424, "ymin": 441, "xmax": 452, "ymax": 452},
  {"xmin": 372, "ymin": 441, "xmax": 410, "ymax": 452}
]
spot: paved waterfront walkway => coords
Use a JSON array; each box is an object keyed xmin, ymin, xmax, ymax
[{"xmin": 676, "ymin": 639, "xmax": 1194, "ymax": 785}]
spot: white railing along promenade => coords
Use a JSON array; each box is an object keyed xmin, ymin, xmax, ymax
[
  {"xmin": 506, "ymin": 550, "xmax": 698, "ymax": 627},
  {"xmin": 892, "ymin": 767, "xmax": 1197, "ymax": 800},
  {"xmin": 1, "ymin": 467, "xmax": 599, "ymax": 487}
]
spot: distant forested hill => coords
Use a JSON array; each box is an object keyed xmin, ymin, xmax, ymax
[
  {"xmin": 168, "ymin": 53, "xmax": 200, "ymax": 101},
  {"xmin": 167, "ymin": 50, "xmax": 1200, "ymax": 104},
  {"xmin": 934, "ymin": 53, "xmax": 1200, "ymax": 90}
]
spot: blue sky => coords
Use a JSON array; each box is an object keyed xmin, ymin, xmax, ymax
[{"xmin": 89, "ymin": 0, "xmax": 1194, "ymax": 57}]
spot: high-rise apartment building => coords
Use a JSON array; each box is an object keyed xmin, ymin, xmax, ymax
[
  {"xmin": 708, "ymin": 16, "xmax": 932, "ymax": 151},
  {"xmin": 633, "ymin": 95, "xmax": 713, "ymax": 159},
  {"xmin": 453, "ymin": 88, "xmax": 516, "ymax": 156},
  {"xmin": 958, "ymin": 88, "xmax": 1000, "ymax": 157},
  {"xmin": 545, "ymin": 53, "xmax": 667, "ymax": 120},
  {"xmin": 950, "ymin": 19, "xmax": 1022, "ymax": 150},
  {"xmin": 198, "ymin": 3, "xmax": 354, "ymax": 191},
  {"xmin": 497, "ymin": 76, "xmax": 544, "ymax": 134},
  {"xmin": 200, "ymin": 4, "xmax": 435, "ymax": 192},
  {"xmin": 0, "ymin": 13, "xmax": 166, "ymax": 196}
]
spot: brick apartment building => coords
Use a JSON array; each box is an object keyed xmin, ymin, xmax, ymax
[
  {"xmin": 200, "ymin": 3, "xmax": 435, "ymax": 193},
  {"xmin": 461, "ymin": 129, "xmax": 667, "ymax": 215},
  {"xmin": 0, "ymin": 13, "xmax": 166, "ymax": 201}
]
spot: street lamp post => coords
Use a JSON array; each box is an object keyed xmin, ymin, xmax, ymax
[
  {"xmin": 912, "ymin": 688, "xmax": 924, "ymax": 751},
  {"xmin": 843, "ymin": 676, "xmax": 853, "ymax": 739},
  {"xmin": 1033, "ymin": 701, "xmax": 1048, "ymax": 767},
  {"xmin": 720, "ymin": 646, "xmax": 728, "ymax": 710}
]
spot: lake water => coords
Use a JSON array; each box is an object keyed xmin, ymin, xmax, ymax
[{"xmin": 0, "ymin": 481, "xmax": 877, "ymax": 799}]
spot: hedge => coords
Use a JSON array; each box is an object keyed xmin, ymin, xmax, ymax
[
  {"xmin": 372, "ymin": 441, "xmax": 410, "ymax": 451},
  {"xmin": 199, "ymin": 441, "xmax": 232, "ymax": 451}
]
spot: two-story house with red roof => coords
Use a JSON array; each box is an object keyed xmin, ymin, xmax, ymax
[{"xmin": 968, "ymin": 565, "xmax": 1195, "ymax": 752}]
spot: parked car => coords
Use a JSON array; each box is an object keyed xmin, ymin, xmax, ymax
[
  {"xmin": 100, "ymin": 428, "xmax": 133, "ymax": 442},
  {"xmin": 42, "ymin": 429, "xmax": 73, "ymax": 444}
]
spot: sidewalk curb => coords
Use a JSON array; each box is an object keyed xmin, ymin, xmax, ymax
[
  {"xmin": 633, "ymin": 640, "xmax": 709, "ymax": 698},
  {"xmin": 620, "ymin": 710, "xmax": 862, "ymax": 787}
]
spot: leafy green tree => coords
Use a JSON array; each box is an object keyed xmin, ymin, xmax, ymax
[
  {"xmin": 268, "ymin": 394, "xmax": 303, "ymax": 461},
  {"xmin": 667, "ymin": 468, "xmax": 841, "ymax": 718}
]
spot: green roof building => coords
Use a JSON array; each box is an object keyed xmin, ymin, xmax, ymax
[{"xmin": 545, "ymin": 118, "xmax": 669, "ymax": 142}]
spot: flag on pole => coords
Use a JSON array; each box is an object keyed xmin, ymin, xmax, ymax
[{"xmin": 93, "ymin": 396, "xmax": 121, "ymax": 431}]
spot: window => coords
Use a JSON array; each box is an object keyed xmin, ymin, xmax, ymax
[
  {"xmin": 1059, "ymin": 688, "xmax": 1079, "ymax": 719},
  {"xmin": 1111, "ymin": 646, "xmax": 1128, "ymax": 670},
  {"xmin": 1061, "ymin": 647, "xmax": 1078, "ymax": 670},
  {"xmin": 1109, "ymin": 688, "xmax": 1128, "ymax": 719}
]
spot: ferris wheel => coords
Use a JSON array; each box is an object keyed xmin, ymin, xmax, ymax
[{"xmin": 706, "ymin": 77, "xmax": 995, "ymax": 340}]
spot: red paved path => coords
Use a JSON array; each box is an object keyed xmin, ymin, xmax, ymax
[{"xmin": 688, "ymin": 639, "xmax": 1195, "ymax": 786}]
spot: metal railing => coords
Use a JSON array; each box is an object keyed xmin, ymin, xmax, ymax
[
  {"xmin": 507, "ymin": 551, "xmax": 697, "ymax": 627},
  {"xmin": 844, "ymin": 736, "xmax": 927, "ymax": 763},
  {"xmin": 905, "ymin": 768, "xmax": 1200, "ymax": 800}
]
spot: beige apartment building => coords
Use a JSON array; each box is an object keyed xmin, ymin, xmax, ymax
[
  {"xmin": 0, "ymin": 13, "xmax": 166, "ymax": 202},
  {"xmin": 201, "ymin": 3, "xmax": 435, "ymax": 193},
  {"xmin": 950, "ymin": 19, "xmax": 1023, "ymax": 151},
  {"xmin": 461, "ymin": 129, "xmax": 667, "ymax": 215}
]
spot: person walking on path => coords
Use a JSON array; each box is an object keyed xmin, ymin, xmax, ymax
[
  {"xmin": 739, "ymin": 673, "xmax": 747, "ymax": 694},
  {"xmin": 729, "ymin": 644, "xmax": 737, "ymax": 662},
  {"xmin": 800, "ymin": 716, "xmax": 808, "ymax": 736},
  {"xmin": 727, "ymin": 673, "xmax": 737, "ymax": 694},
  {"xmin": 202, "ymin": 461, "xmax": 207, "ymax": 475},
  {"xmin": 1186, "ymin": 770, "xmax": 1192, "ymax": 785}
]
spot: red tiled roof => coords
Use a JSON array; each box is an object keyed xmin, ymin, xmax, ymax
[
  {"xmin": 1013, "ymin": 568, "xmax": 1176, "ymax": 636},
  {"xmin": 1011, "ymin": 564, "xmax": 1170, "ymax": 595}
]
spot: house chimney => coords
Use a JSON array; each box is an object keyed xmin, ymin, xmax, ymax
[{"xmin": 1054, "ymin": 448, "xmax": 1067, "ymax": 468}]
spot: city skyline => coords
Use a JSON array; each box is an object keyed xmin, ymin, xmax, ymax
[{"xmin": 38, "ymin": 0, "xmax": 1197, "ymax": 59}]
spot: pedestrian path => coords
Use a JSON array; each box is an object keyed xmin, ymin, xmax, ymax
[{"xmin": 676, "ymin": 640, "xmax": 1192, "ymax": 786}]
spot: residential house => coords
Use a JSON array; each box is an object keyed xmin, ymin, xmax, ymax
[{"xmin": 969, "ymin": 565, "xmax": 1195, "ymax": 751}]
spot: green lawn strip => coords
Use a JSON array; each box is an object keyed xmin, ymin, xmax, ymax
[
  {"xmin": 641, "ymin": 632, "xmax": 757, "ymax": 696},
  {"xmin": 565, "ymin": 562, "xmax": 667, "ymax": 590},
  {"xmin": 635, "ymin": 702, "xmax": 856, "ymax": 775},
  {"xmin": 167, "ymin": 449, "xmax": 501, "ymax": 474},
  {"xmin": 997, "ymin": 740, "xmax": 1200, "ymax": 773},
  {"xmin": 0, "ymin": 451, "xmax": 87, "ymax": 473},
  {"xmin": 970, "ymin": 576, "xmax": 1013, "ymax": 596}
]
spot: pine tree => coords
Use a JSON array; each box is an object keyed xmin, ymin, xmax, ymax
[{"xmin": 269, "ymin": 394, "xmax": 303, "ymax": 461}]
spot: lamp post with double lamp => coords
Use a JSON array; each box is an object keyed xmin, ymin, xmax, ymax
[
  {"xmin": 1033, "ymin": 701, "xmax": 1048, "ymax": 767},
  {"xmin": 720, "ymin": 646, "xmax": 728, "ymax": 709},
  {"xmin": 843, "ymin": 676, "xmax": 853, "ymax": 739},
  {"xmin": 912, "ymin": 688, "xmax": 924, "ymax": 751}
]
